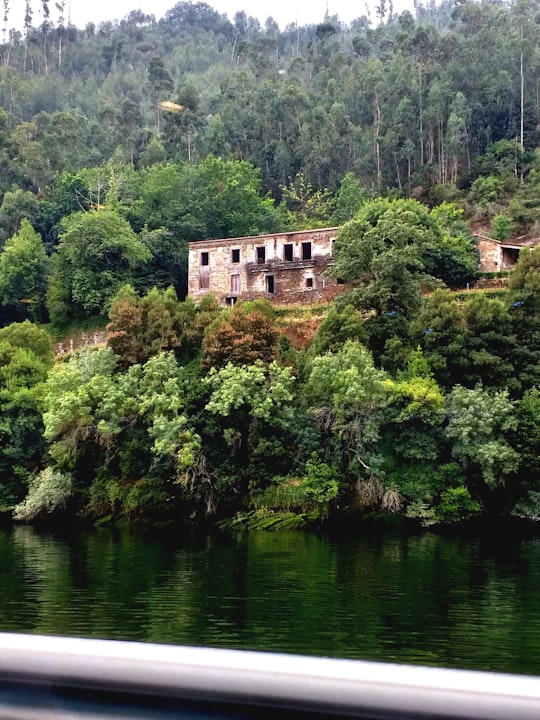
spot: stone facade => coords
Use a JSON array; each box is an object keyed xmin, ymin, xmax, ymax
[{"xmin": 188, "ymin": 227, "xmax": 339, "ymax": 304}]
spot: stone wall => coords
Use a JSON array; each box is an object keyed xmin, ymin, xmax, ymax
[{"xmin": 476, "ymin": 236, "xmax": 502, "ymax": 272}]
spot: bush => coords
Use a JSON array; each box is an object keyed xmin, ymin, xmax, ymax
[
  {"xmin": 492, "ymin": 214, "xmax": 512, "ymax": 241},
  {"xmin": 13, "ymin": 468, "xmax": 73, "ymax": 521},
  {"xmin": 433, "ymin": 486, "xmax": 481, "ymax": 523}
]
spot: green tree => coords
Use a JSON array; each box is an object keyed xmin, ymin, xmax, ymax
[
  {"xmin": 304, "ymin": 340, "xmax": 387, "ymax": 479},
  {"xmin": 510, "ymin": 389, "xmax": 540, "ymax": 516},
  {"xmin": 507, "ymin": 245, "xmax": 540, "ymax": 391},
  {"xmin": 0, "ymin": 321, "xmax": 52, "ymax": 366},
  {"xmin": 332, "ymin": 198, "xmax": 435, "ymax": 318},
  {"xmin": 461, "ymin": 294, "xmax": 516, "ymax": 390},
  {"xmin": 0, "ymin": 190, "xmax": 40, "ymax": 245},
  {"xmin": 331, "ymin": 172, "xmax": 370, "ymax": 224},
  {"xmin": 0, "ymin": 219, "xmax": 49, "ymax": 320},
  {"xmin": 492, "ymin": 214, "xmax": 512, "ymax": 241},
  {"xmin": 445, "ymin": 385, "xmax": 519, "ymax": 513},
  {"xmin": 46, "ymin": 209, "xmax": 151, "ymax": 324},
  {"xmin": 411, "ymin": 290, "xmax": 467, "ymax": 389},
  {"xmin": 0, "ymin": 329, "xmax": 50, "ymax": 506}
]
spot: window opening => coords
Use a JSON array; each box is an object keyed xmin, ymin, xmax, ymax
[
  {"xmin": 231, "ymin": 248, "xmax": 240, "ymax": 263},
  {"xmin": 284, "ymin": 244, "xmax": 294, "ymax": 261},
  {"xmin": 302, "ymin": 242, "xmax": 312, "ymax": 260},
  {"xmin": 306, "ymin": 278, "xmax": 313, "ymax": 288},
  {"xmin": 256, "ymin": 246, "xmax": 266, "ymax": 264},
  {"xmin": 230, "ymin": 274, "xmax": 240, "ymax": 294},
  {"xmin": 200, "ymin": 251, "xmax": 209, "ymax": 266},
  {"xmin": 266, "ymin": 275, "xmax": 275, "ymax": 294}
]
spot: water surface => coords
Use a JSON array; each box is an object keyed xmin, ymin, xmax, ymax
[{"xmin": 1, "ymin": 525, "xmax": 539, "ymax": 674}]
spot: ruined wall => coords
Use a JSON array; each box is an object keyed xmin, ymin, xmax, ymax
[
  {"xmin": 475, "ymin": 237, "xmax": 502, "ymax": 272},
  {"xmin": 188, "ymin": 227, "xmax": 339, "ymax": 303}
]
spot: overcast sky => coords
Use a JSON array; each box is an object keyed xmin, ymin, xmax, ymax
[{"xmin": 22, "ymin": 0, "xmax": 412, "ymax": 31}]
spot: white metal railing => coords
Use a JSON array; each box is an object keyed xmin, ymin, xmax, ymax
[{"xmin": 0, "ymin": 633, "xmax": 539, "ymax": 719}]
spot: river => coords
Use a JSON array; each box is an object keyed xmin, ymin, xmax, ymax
[{"xmin": 1, "ymin": 523, "xmax": 540, "ymax": 675}]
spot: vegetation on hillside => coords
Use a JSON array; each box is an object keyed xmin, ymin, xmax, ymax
[
  {"xmin": 2, "ymin": 0, "xmax": 540, "ymax": 527},
  {"xmin": 2, "ymin": 219, "xmax": 540, "ymax": 527}
]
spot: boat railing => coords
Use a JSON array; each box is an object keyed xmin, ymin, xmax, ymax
[{"xmin": 0, "ymin": 632, "xmax": 539, "ymax": 719}]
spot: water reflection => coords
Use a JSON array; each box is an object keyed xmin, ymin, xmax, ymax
[{"xmin": 1, "ymin": 525, "xmax": 540, "ymax": 674}]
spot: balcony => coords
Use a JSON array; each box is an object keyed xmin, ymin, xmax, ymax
[{"xmin": 246, "ymin": 255, "xmax": 331, "ymax": 274}]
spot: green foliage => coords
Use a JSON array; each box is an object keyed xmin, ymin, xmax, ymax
[
  {"xmin": 460, "ymin": 294, "xmax": 516, "ymax": 390},
  {"xmin": 302, "ymin": 453, "xmax": 340, "ymax": 511},
  {"xmin": 333, "ymin": 199, "xmax": 477, "ymax": 323},
  {"xmin": 306, "ymin": 305, "xmax": 367, "ymax": 360},
  {"xmin": 514, "ymin": 389, "xmax": 540, "ymax": 474},
  {"xmin": 492, "ymin": 214, "xmax": 512, "ymax": 242},
  {"xmin": 508, "ymin": 246, "xmax": 540, "ymax": 312},
  {"xmin": 0, "ymin": 220, "xmax": 49, "ymax": 320},
  {"xmin": 305, "ymin": 340, "xmax": 386, "ymax": 410},
  {"xmin": 12, "ymin": 468, "xmax": 73, "ymax": 522},
  {"xmin": 205, "ymin": 361, "xmax": 294, "ymax": 425},
  {"xmin": 47, "ymin": 209, "xmax": 151, "ymax": 323},
  {"xmin": 406, "ymin": 482, "xmax": 481, "ymax": 525},
  {"xmin": 468, "ymin": 175, "xmax": 505, "ymax": 208},
  {"xmin": 332, "ymin": 198, "xmax": 431, "ymax": 318},
  {"xmin": 0, "ymin": 190, "xmax": 40, "ymax": 245},
  {"xmin": 0, "ymin": 325, "xmax": 50, "ymax": 504},
  {"xmin": 411, "ymin": 290, "xmax": 466, "ymax": 388},
  {"xmin": 305, "ymin": 341, "xmax": 387, "ymax": 479},
  {"xmin": 132, "ymin": 157, "xmax": 279, "ymax": 241},
  {"xmin": 279, "ymin": 172, "xmax": 333, "ymax": 229},
  {"xmin": 433, "ymin": 487, "xmax": 481, "ymax": 523},
  {"xmin": 331, "ymin": 172, "xmax": 370, "ymax": 224},
  {"xmin": 0, "ymin": 321, "xmax": 52, "ymax": 366},
  {"xmin": 445, "ymin": 385, "xmax": 518, "ymax": 511}
]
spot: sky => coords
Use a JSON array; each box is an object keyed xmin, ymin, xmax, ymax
[{"xmin": 21, "ymin": 0, "xmax": 396, "ymax": 31}]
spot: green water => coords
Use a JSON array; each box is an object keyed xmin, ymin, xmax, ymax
[{"xmin": 1, "ymin": 524, "xmax": 540, "ymax": 674}]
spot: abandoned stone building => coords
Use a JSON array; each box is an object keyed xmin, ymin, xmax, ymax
[
  {"xmin": 474, "ymin": 233, "xmax": 537, "ymax": 272},
  {"xmin": 188, "ymin": 227, "xmax": 340, "ymax": 304}
]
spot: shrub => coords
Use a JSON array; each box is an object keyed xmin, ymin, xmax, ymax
[
  {"xmin": 13, "ymin": 468, "xmax": 73, "ymax": 521},
  {"xmin": 492, "ymin": 214, "xmax": 512, "ymax": 241}
]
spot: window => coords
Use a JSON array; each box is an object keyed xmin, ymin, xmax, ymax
[
  {"xmin": 200, "ymin": 251, "xmax": 209, "ymax": 266},
  {"xmin": 199, "ymin": 274, "xmax": 209, "ymax": 290},
  {"xmin": 256, "ymin": 246, "xmax": 266, "ymax": 264},
  {"xmin": 284, "ymin": 244, "xmax": 294, "ymax": 261},
  {"xmin": 231, "ymin": 248, "xmax": 240, "ymax": 263},
  {"xmin": 306, "ymin": 278, "xmax": 313, "ymax": 288},
  {"xmin": 230, "ymin": 274, "xmax": 240, "ymax": 294},
  {"xmin": 266, "ymin": 275, "xmax": 275, "ymax": 294},
  {"xmin": 302, "ymin": 242, "xmax": 312, "ymax": 260}
]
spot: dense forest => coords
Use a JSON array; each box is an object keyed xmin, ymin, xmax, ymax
[{"xmin": 2, "ymin": 0, "xmax": 540, "ymax": 528}]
